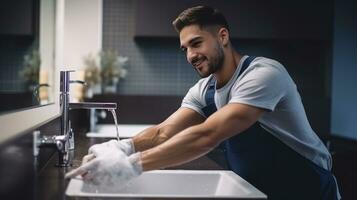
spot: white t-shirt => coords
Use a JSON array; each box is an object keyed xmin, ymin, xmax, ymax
[{"xmin": 181, "ymin": 55, "xmax": 332, "ymax": 170}]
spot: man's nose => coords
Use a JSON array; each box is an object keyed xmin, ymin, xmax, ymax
[{"xmin": 187, "ymin": 48, "xmax": 197, "ymax": 64}]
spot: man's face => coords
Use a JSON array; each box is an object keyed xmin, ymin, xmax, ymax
[{"xmin": 179, "ymin": 25, "xmax": 224, "ymax": 78}]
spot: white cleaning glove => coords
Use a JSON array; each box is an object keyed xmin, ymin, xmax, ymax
[
  {"xmin": 88, "ymin": 139, "xmax": 135, "ymax": 156},
  {"xmin": 65, "ymin": 149, "xmax": 142, "ymax": 186}
]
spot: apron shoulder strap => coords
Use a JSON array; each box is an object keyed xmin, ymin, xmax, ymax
[
  {"xmin": 202, "ymin": 56, "xmax": 256, "ymax": 118},
  {"xmin": 202, "ymin": 77, "xmax": 216, "ymax": 117},
  {"xmin": 202, "ymin": 56, "xmax": 256, "ymax": 117},
  {"xmin": 240, "ymin": 56, "xmax": 256, "ymax": 75}
]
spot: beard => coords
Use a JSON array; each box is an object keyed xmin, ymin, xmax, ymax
[{"xmin": 195, "ymin": 42, "xmax": 225, "ymax": 78}]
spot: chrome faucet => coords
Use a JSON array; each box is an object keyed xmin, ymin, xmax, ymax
[{"xmin": 34, "ymin": 70, "xmax": 117, "ymax": 167}]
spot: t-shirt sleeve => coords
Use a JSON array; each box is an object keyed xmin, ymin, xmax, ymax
[
  {"xmin": 229, "ymin": 63, "xmax": 287, "ymax": 111},
  {"xmin": 181, "ymin": 83, "xmax": 207, "ymax": 118}
]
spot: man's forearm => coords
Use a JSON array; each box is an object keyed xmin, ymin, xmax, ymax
[
  {"xmin": 132, "ymin": 108, "xmax": 206, "ymax": 154},
  {"xmin": 133, "ymin": 124, "xmax": 181, "ymax": 152},
  {"xmin": 138, "ymin": 103, "xmax": 265, "ymax": 171},
  {"xmin": 132, "ymin": 126, "xmax": 162, "ymax": 152},
  {"xmin": 140, "ymin": 123, "xmax": 218, "ymax": 171}
]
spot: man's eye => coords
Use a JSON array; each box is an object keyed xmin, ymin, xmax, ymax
[
  {"xmin": 181, "ymin": 48, "xmax": 187, "ymax": 53},
  {"xmin": 192, "ymin": 41, "xmax": 201, "ymax": 47}
]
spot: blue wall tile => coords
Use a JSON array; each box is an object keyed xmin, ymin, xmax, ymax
[{"xmin": 102, "ymin": 0, "xmax": 199, "ymax": 96}]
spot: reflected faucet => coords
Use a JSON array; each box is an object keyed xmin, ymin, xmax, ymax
[
  {"xmin": 32, "ymin": 83, "xmax": 50, "ymax": 104},
  {"xmin": 34, "ymin": 70, "xmax": 117, "ymax": 167}
]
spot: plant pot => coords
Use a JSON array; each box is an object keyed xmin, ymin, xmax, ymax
[
  {"xmin": 85, "ymin": 84, "xmax": 102, "ymax": 98},
  {"xmin": 103, "ymin": 84, "xmax": 117, "ymax": 94}
]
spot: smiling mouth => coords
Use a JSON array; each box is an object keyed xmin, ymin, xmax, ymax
[{"xmin": 192, "ymin": 59, "xmax": 205, "ymax": 68}]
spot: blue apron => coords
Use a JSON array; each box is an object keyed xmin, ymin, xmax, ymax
[{"xmin": 202, "ymin": 56, "xmax": 338, "ymax": 200}]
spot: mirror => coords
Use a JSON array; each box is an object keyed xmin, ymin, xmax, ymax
[
  {"xmin": 0, "ymin": 0, "xmax": 56, "ymax": 114},
  {"xmin": 0, "ymin": 0, "xmax": 62, "ymax": 143}
]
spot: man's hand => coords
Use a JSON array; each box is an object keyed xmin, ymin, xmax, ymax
[
  {"xmin": 65, "ymin": 145, "xmax": 142, "ymax": 185},
  {"xmin": 65, "ymin": 140, "xmax": 142, "ymax": 185},
  {"xmin": 88, "ymin": 139, "xmax": 135, "ymax": 156}
]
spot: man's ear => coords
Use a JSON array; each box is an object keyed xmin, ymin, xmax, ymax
[{"xmin": 218, "ymin": 27, "xmax": 229, "ymax": 46}]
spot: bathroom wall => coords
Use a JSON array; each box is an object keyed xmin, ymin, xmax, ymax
[
  {"xmin": 60, "ymin": 0, "xmax": 103, "ymax": 101},
  {"xmin": 331, "ymin": 0, "xmax": 357, "ymax": 140},
  {"xmin": 102, "ymin": 0, "xmax": 332, "ymax": 137},
  {"xmin": 62, "ymin": 0, "xmax": 102, "ymax": 69},
  {"xmin": 102, "ymin": 0, "xmax": 331, "ymax": 97},
  {"xmin": 0, "ymin": 37, "xmax": 35, "ymax": 91},
  {"xmin": 102, "ymin": 0, "xmax": 199, "ymax": 95},
  {"xmin": 0, "ymin": 0, "xmax": 39, "ymax": 92}
]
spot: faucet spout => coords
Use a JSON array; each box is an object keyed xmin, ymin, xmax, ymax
[{"xmin": 69, "ymin": 102, "xmax": 117, "ymax": 110}]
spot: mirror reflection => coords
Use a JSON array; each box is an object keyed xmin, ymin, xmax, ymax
[{"xmin": 0, "ymin": 0, "xmax": 55, "ymax": 114}]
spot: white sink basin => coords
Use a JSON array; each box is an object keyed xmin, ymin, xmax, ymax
[
  {"xmin": 86, "ymin": 124, "xmax": 153, "ymax": 138},
  {"xmin": 66, "ymin": 170, "xmax": 267, "ymax": 199}
]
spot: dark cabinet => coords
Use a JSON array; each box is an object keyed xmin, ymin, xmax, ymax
[
  {"xmin": 0, "ymin": 0, "xmax": 37, "ymax": 35},
  {"xmin": 134, "ymin": 0, "xmax": 333, "ymax": 40}
]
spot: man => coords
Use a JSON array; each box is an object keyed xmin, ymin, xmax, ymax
[{"xmin": 66, "ymin": 6, "xmax": 340, "ymax": 200}]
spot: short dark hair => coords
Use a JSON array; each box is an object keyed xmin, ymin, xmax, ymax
[{"xmin": 172, "ymin": 5, "xmax": 229, "ymax": 33}]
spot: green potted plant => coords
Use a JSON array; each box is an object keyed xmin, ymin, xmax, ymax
[
  {"xmin": 99, "ymin": 50, "xmax": 128, "ymax": 93},
  {"xmin": 83, "ymin": 53, "xmax": 101, "ymax": 98}
]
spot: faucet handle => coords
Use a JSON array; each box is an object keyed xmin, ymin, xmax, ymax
[
  {"xmin": 70, "ymin": 80, "xmax": 86, "ymax": 85},
  {"xmin": 60, "ymin": 70, "xmax": 87, "ymax": 92}
]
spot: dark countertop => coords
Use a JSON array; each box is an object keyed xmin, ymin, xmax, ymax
[
  {"xmin": 35, "ymin": 130, "xmax": 225, "ymax": 200},
  {"xmin": 1, "ymin": 120, "xmax": 356, "ymax": 200}
]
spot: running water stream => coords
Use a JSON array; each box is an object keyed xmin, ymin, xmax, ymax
[{"xmin": 109, "ymin": 109, "xmax": 120, "ymax": 141}]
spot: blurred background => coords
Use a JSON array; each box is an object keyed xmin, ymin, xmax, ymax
[{"xmin": 0, "ymin": 0, "xmax": 356, "ymax": 199}]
